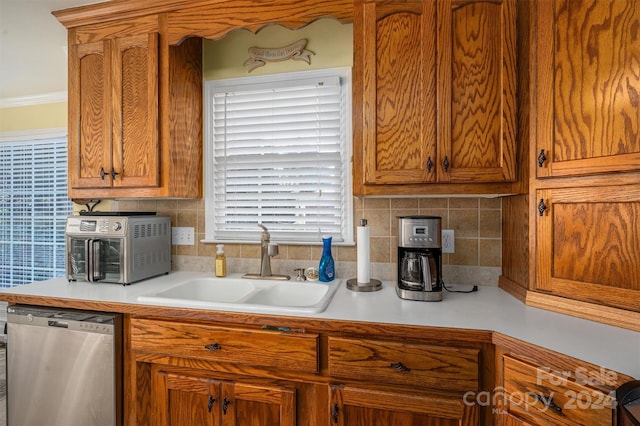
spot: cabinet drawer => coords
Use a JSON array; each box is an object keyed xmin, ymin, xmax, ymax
[
  {"xmin": 503, "ymin": 356, "xmax": 614, "ymax": 426},
  {"xmin": 131, "ymin": 318, "xmax": 319, "ymax": 373},
  {"xmin": 328, "ymin": 336, "xmax": 479, "ymax": 392}
]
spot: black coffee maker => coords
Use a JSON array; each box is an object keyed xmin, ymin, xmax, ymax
[{"xmin": 397, "ymin": 216, "xmax": 443, "ymax": 301}]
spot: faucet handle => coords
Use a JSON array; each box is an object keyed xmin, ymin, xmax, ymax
[
  {"xmin": 268, "ymin": 242, "xmax": 279, "ymax": 257},
  {"xmin": 294, "ymin": 268, "xmax": 307, "ymax": 281}
]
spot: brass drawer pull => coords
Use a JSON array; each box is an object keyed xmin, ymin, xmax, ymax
[
  {"xmin": 390, "ymin": 361, "xmax": 411, "ymax": 372},
  {"xmin": 204, "ymin": 343, "xmax": 222, "ymax": 351}
]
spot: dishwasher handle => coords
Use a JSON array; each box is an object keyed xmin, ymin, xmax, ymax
[{"xmin": 48, "ymin": 320, "xmax": 69, "ymax": 328}]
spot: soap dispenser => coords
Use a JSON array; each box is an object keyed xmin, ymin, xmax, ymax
[{"xmin": 215, "ymin": 244, "xmax": 227, "ymax": 277}]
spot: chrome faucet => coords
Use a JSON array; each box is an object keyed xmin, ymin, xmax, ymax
[
  {"xmin": 259, "ymin": 224, "xmax": 275, "ymax": 277},
  {"xmin": 242, "ymin": 224, "xmax": 290, "ymax": 280}
]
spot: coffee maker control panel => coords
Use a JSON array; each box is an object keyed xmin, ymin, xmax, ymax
[{"xmin": 399, "ymin": 219, "xmax": 441, "ymax": 248}]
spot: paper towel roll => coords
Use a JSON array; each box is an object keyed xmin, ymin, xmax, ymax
[{"xmin": 357, "ymin": 219, "xmax": 370, "ymax": 284}]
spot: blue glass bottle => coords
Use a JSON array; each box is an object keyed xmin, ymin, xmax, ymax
[{"xmin": 319, "ymin": 236, "xmax": 335, "ymax": 282}]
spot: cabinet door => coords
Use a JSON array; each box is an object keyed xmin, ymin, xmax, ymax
[
  {"xmin": 153, "ymin": 368, "xmax": 220, "ymax": 426},
  {"xmin": 437, "ymin": 0, "xmax": 517, "ymax": 183},
  {"xmin": 221, "ymin": 382, "xmax": 295, "ymax": 426},
  {"xmin": 355, "ymin": 0, "xmax": 438, "ymax": 186},
  {"xmin": 69, "ymin": 40, "xmax": 112, "ymax": 189},
  {"xmin": 536, "ymin": 0, "xmax": 640, "ymax": 178},
  {"xmin": 329, "ymin": 384, "xmax": 478, "ymax": 426},
  {"xmin": 111, "ymin": 32, "xmax": 159, "ymax": 188},
  {"xmin": 536, "ymin": 185, "xmax": 640, "ymax": 312},
  {"xmin": 152, "ymin": 367, "xmax": 295, "ymax": 426}
]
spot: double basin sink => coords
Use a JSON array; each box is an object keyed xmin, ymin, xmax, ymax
[{"xmin": 138, "ymin": 276, "xmax": 343, "ymax": 314}]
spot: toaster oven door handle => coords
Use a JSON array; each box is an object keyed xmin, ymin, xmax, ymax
[
  {"xmin": 89, "ymin": 239, "xmax": 102, "ymax": 282},
  {"xmin": 87, "ymin": 238, "xmax": 101, "ymax": 282},
  {"xmin": 84, "ymin": 239, "xmax": 93, "ymax": 282}
]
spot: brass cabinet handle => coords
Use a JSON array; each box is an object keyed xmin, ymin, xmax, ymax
[
  {"xmin": 207, "ymin": 395, "xmax": 216, "ymax": 413},
  {"xmin": 443, "ymin": 156, "xmax": 450, "ymax": 173},
  {"xmin": 110, "ymin": 167, "xmax": 119, "ymax": 180},
  {"xmin": 222, "ymin": 397, "xmax": 231, "ymax": 415},
  {"xmin": 100, "ymin": 167, "xmax": 107, "ymax": 180}
]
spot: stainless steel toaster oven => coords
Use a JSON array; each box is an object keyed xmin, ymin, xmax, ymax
[{"xmin": 65, "ymin": 214, "xmax": 171, "ymax": 285}]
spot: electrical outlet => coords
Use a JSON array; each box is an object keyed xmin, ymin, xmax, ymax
[
  {"xmin": 172, "ymin": 227, "xmax": 195, "ymax": 245},
  {"xmin": 442, "ymin": 229, "xmax": 455, "ymax": 253}
]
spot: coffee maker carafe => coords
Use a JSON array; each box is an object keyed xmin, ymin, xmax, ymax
[{"xmin": 397, "ymin": 216, "xmax": 443, "ymax": 301}]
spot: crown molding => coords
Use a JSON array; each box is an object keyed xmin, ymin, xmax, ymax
[{"xmin": 0, "ymin": 91, "xmax": 68, "ymax": 108}]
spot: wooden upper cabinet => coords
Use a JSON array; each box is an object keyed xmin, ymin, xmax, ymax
[
  {"xmin": 69, "ymin": 33, "xmax": 159, "ymax": 192},
  {"xmin": 111, "ymin": 33, "xmax": 159, "ymax": 189},
  {"xmin": 353, "ymin": 0, "xmax": 517, "ymax": 195},
  {"xmin": 60, "ymin": 12, "xmax": 203, "ymax": 199},
  {"xmin": 438, "ymin": 0, "xmax": 517, "ymax": 183},
  {"xmin": 535, "ymin": 184, "xmax": 640, "ymax": 313},
  {"xmin": 356, "ymin": 0, "xmax": 438, "ymax": 187},
  {"xmin": 536, "ymin": 0, "xmax": 640, "ymax": 178},
  {"xmin": 69, "ymin": 40, "xmax": 111, "ymax": 189}
]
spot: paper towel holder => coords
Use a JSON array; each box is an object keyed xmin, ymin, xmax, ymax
[
  {"xmin": 347, "ymin": 218, "xmax": 382, "ymax": 292},
  {"xmin": 347, "ymin": 278, "xmax": 382, "ymax": 292}
]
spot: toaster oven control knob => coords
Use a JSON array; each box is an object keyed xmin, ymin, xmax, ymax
[{"xmin": 113, "ymin": 222, "xmax": 122, "ymax": 232}]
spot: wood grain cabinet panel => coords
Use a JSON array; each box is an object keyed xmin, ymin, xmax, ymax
[
  {"xmin": 111, "ymin": 33, "xmax": 159, "ymax": 189},
  {"xmin": 356, "ymin": 0, "xmax": 437, "ymax": 187},
  {"xmin": 353, "ymin": 0, "xmax": 517, "ymax": 195},
  {"xmin": 152, "ymin": 366, "xmax": 296, "ymax": 426},
  {"xmin": 535, "ymin": 0, "xmax": 640, "ymax": 178},
  {"xmin": 329, "ymin": 384, "xmax": 478, "ymax": 426},
  {"xmin": 437, "ymin": 0, "xmax": 517, "ymax": 183},
  {"xmin": 328, "ymin": 336, "xmax": 479, "ymax": 392},
  {"xmin": 535, "ymin": 185, "xmax": 640, "ymax": 312},
  {"xmin": 503, "ymin": 356, "xmax": 615, "ymax": 426},
  {"xmin": 69, "ymin": 40, "xmax": 111, "ymax": 190},
  {"xmin": 69, "ymin": 32, "xmax": 159, "ymax": 192},
  {"xmin": 130, "ymin": 318, "xmax": 319, "ymax": 373},
  {"xmin": 62, "ymin": 14, "xmax": 203, "ymax": 199}
]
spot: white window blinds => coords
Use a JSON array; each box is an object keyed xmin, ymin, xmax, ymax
[
  {"xmin": 0, "ymin": 132, "xmax": 72, "ymax": 287},
  {"xmin": 204, "ymin": 68, "xmax": 353, "ymax": 244}
]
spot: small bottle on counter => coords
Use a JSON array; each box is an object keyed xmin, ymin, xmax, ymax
[
  {"xmin": 319, "ymin": 236, "xmax": 335, "ymax": 282},
  {"xmin": 215, "ymin": 244, "xmax": 226, "ymax": 277}
]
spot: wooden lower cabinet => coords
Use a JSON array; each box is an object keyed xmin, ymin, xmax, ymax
[
  {"xmin": 152, "ymin": 366, "xmax": 295, "ymax": 426},
  {"xmin": 499, "ymin": 352, "xmax": 623, "ymax": 426},
  {"xmin": 329, "ymin": 384, "xmax": 478, "ymax": 426},
  {"xmin": 535, "ymin": 184, "xmax": 640, "ymax": 313}
]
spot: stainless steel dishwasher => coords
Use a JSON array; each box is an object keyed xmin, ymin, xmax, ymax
[{"xmin": 6, "ymin": 305, "xmax": 122, "ymax": 426}]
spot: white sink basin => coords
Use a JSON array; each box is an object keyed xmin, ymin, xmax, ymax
[{"xmin": 137, "ymin": 277, "xmax": 342, "ymax": 314}]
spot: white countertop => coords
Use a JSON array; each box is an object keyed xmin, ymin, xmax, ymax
[{"xmin": 2, "ymin": 271, "xmax": 639, "ymax": 378}]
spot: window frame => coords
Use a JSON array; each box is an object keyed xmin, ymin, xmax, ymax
[{"xmin": 203, "ymin": 67, "xmax": 354, "ymax": 245}]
